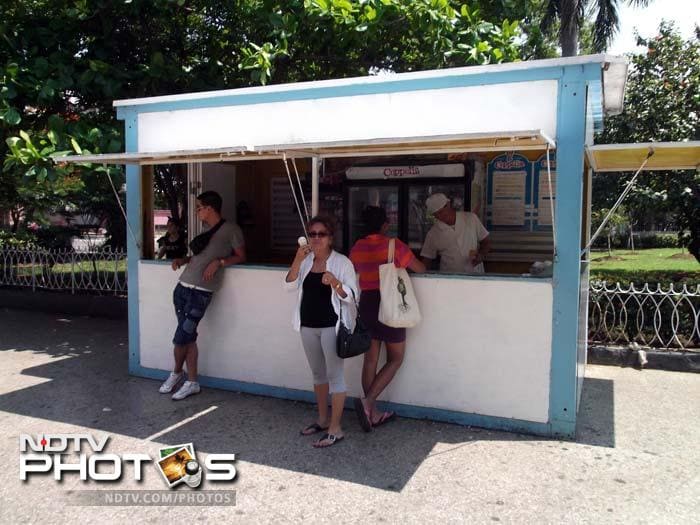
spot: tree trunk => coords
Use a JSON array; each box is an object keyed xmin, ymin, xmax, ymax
[
  {"xmin": 22, "ymin": 207, "xmax": 35, "ymax": 230},
  {"xmin": 560, "ymin": 0, "xmax": 580, "ymax": 57},
  {"xmin": 10, "ymin": 208, "xmax": 20, "ymax": 233},
  {"xmin": 629, "ymin": 217, "xmax": 635, "ymax": 252}
]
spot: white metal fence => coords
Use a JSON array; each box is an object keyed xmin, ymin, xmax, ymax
[
  {"xmin": 589, "ymin": 281, "xmax": 700, "ymax": 350},
  {"xmin": 2, "ymin": 247, "xmax": 698, "ymax": 349},
  {"xmin": 0, "ymin": 247, "xmax": 127, "ymax": 294}
]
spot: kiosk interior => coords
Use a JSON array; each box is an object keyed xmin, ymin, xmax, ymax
[{"xmin": 59, "ymin": 54, "xmax": 631, "ymax": 438}]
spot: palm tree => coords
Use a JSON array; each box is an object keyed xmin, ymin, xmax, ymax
[{"xmin": 541, "ymin": 0, "xmax": 650, "ymax": 57}]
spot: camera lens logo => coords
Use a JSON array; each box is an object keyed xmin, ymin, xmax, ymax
[
  {"xmin": 156, "ymin": 443, "xmax": 236, "ymax": 489},
  {"xmin": 156, "ymin": 443, "xmax": 202, "ymax": 489}
]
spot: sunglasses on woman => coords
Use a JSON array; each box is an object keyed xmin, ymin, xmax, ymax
[{"xmin": 308, "ymin": 231, "xmax": 329, "ymax": 238}]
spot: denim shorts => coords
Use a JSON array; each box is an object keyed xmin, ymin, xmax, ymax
[{"xmin": 172, "ymin": 283, "xmax": 213, "ymax": 345}]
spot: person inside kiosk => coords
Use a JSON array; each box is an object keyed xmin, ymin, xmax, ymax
[{"xmin": 420, "ymin": 193, "xmax": 491, "ymax": 274}]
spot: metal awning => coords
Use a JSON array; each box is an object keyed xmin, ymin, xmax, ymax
[
  {"xmin": 256, "ymin": 130, "xmax": 555, "ymax": 158},
  {"xmin": 52, "ymin": 130, "xmax": 555, "ymax": 166},
  {"xmin": 51, "ymin": 145, "xmax": 253, "ymax": 166},
  {"xmin": 586, "ymin": 141, "xmax": 700, "ymax": 172}
]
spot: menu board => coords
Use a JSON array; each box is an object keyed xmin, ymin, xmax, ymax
[
  {"xmin": 486, "ymin": 153, "xmax": 531, "ymax": 231},
  {"xmin": 484, "ymin": 152, "xmax": 557, "ymax": 262},
  {"xmin": 534, "ymin": 154, "xmax": 557, "ymax": 229},
  {"xmin": 491, "ymin": 172, "xmax": 526, "ymax": 225}
]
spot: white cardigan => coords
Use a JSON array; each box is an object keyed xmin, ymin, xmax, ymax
[{"xmin": 284, "ymin": 250, "xmax": 359, "ymax": 333}]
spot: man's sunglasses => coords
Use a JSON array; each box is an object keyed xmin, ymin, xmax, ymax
[{"xmin": 308, "ymin": 231, "xmax": 329, "ymax": 238}]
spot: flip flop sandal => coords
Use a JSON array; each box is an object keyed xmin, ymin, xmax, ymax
[
  {"xmin": 353, "ymin": 398, "xmax": 372, "ymax": 432},
  {"xmin": 300, "ymin": 422, "xmax": 329, "ymax": 436},
  {"xmin": 313, "ymin": 433, "xmax": 345, "ymax": 448},
  {"xmin": 371, "ymin": 411, "xmax": 396, "ymax": 428}
]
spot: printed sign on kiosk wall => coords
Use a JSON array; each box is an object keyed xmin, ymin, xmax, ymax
[{"xmin": 486, "ymin": 153, "xmax": 532, "ymax": 231}]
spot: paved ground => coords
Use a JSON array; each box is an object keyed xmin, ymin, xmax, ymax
[{"xmin": 0, "ymin": 308, "xmax": 698, "ymax": 524}]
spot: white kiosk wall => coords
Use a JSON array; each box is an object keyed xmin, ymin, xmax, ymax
[{"xmin": 138, "ymin": 263, "xmax": 553, "ymax": 423}]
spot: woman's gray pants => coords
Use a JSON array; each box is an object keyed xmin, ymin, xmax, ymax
[{"xmin": 300, "ymin": 326, "xmax": 346, "ymax": 394}]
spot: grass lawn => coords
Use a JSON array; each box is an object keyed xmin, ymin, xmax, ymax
[
  {"xmin": 590, "ymin": 248, "xmax": 699, "ymax": 285},
  {"xmin": 50, "ymin": 258, "xmax": 128, "ymax": 273},
  {"xmin": 12, "ymin": 258, "xmax": 127, "ymax": 277}
]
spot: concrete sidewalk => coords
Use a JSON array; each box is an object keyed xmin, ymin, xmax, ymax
[{"xmin": 1, "ymin": 308, "xmax": 698, "ymax": 523}]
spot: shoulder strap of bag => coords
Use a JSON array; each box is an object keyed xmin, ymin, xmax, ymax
[
  {"xmin": 387, "ymin": 238, "xmax": 395, "ymax": 264},
  {"xmin": 209, "ymin": 218, "xmax": 226, "ymax": 236},
  {"xmin": 337, "ymin": 288, "xmax": 359, "ymax": 320}
]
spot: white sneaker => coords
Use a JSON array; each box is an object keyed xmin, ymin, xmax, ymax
[
  {"xmin": 172, "ymin": 381, "xmax": 201, "ymax": 400},
  {"xmin": 159, "ymin": 372, "xmax": 184, "ymax": 394}
]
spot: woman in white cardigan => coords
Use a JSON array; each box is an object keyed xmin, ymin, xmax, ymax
[{"xmin": 284, "ymin": 216, "xmax": 358, "ymax": 448}]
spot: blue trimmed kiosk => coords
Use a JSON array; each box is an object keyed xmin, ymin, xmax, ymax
[{"xmin": 64, "ymin": 54, "xmax": 629, "ymax": 438}]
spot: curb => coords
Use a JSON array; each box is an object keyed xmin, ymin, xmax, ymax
[
  {"xmin": 0, "ymin": 288, "xmax": 127, "ymax": 320},
  {"xmin": 588, "ymin": 345, "xmax": 700, "ymax": 373}
]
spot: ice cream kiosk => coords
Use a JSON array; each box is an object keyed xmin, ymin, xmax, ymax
[{"xmin": 59, "ymin": 54, "xmax": 630, "ymax": 438}]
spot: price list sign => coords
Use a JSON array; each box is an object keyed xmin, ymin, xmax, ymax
[{"xmin": 486, "ymin": 153, "xmax": 531, "ymax": 231}]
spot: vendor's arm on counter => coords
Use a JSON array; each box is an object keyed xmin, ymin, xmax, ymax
[{"xmin": 420, "ymin": 234, "xmax": 491, "ymax": 272}]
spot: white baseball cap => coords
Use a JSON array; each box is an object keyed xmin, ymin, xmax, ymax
[{"xmin": 425, "ymin": 193, "xmax": 450, "ymax": 215}]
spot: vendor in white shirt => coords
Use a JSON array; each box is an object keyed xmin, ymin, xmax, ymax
[{"xmin": 420, "ymin": 193, "xmax": 491, "ymax": 274}]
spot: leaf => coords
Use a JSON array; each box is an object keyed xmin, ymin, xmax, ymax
[
  {"xmin": 47, "ymin": 129, "xmax": 59, "ymax": 145},
  {"xmin": 333, "ymin": 0, "xmax": 354, "ymax": 12},
  {"xmin": 6, "ymin": 136, "xmax": 22, "ymax": 156},
  {"xmin": 51, "ymin": 150, "xmax": 72, "ymax": 158},
  {"xmin": 39, "ymin": 85, "xmax": 55, "ymax": 100},
  {"xmin": 2, "ymin": 107, "xmax": 21, "ymax": 126},
  {"xmin": 5, "ymin": 63, "xmax": 19, "ymax": 78},
  {"xmin": 47, "ymin": 114, "xmax": 65, "ymax": 133},
  {"xmin": 70, "ymin": 138, "xmax": 83, "ymax": 154},
  {"xmin": 19, "ymin": 130, "xmax": 32, "ymax": 144}
]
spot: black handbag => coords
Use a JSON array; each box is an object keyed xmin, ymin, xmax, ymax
[{"xmin": 336, "ymin": 290, "xmax": 372, "ymax": 359}]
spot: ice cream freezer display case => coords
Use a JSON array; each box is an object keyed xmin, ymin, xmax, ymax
[{"xmin": 342, "ymin": 163, "xmax": 470, "ymax": 253}]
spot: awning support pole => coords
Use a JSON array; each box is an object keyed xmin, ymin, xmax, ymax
[
  {"xmin": 581, "ymin": 147, "xmax": 654, "ymax": 256},
  {"xmin": 282, "ymin": 153, "xmax": 310, "ymax": 240},
  {"xmin": 105, "ymin": 163, "xmax": 141, "ymax": 250},
  {"xmin": 311, "ymin": 156, "xmax": 320, "ymax": 217},
  {"xmin": 290, "ymin": 157, "xmax": 310, "ymax": 222},
  {"xmin": 546, "ymin": 144, "xmax": 557, "ymax": 258}
]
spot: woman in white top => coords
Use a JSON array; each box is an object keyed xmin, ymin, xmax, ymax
[{"xmin": 284, "ymin": 216, "xmax": 358, "ymax": 448}]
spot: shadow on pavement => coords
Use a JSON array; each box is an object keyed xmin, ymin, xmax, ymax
[{"xmin": 0, "ymin": 310, "xmax": 615, "ymax": 491}]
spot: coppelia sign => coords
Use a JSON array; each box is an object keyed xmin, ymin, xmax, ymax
[{"xmin": 346, "ymin": 164, "xmax": 465, "ymax": 180}]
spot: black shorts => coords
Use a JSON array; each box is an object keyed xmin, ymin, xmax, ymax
[{"xmin": 359, "ymin": 289, "xmax": 406, "ymax": 344}]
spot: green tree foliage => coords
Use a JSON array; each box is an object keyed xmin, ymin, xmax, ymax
[
  {"xmin": 1, "ymin": 0, "xmax": 527, "ymax": 246},
  {"xmin": 594, "ymin": 23, "xmax": 700, "ymax": 262}
]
